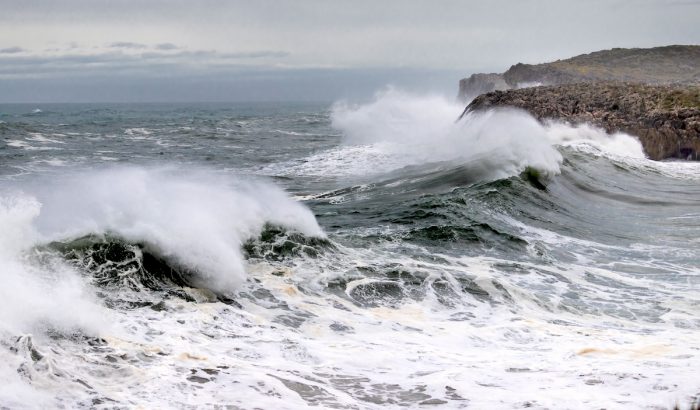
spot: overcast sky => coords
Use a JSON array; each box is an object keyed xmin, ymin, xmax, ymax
[{"xmin": 0, "ymin": 0, "xmax": 698, "ymax": 102}]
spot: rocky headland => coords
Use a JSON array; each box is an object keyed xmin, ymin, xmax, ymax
[
  {"xmin": 458, "ymin": 46, "xmax": 700, "ymax": 160},
  {"xmin": 463, "ymin": 83, "xmax": 700, "ymax": 160},
  {"xmin": 458, "ymin": 45, "xmax": 700, "ymax": 101}
]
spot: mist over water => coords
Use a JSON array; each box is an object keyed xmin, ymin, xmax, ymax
[{"xmin": 0, "ymin": 93, "xmax": 699, "ymax": 408}]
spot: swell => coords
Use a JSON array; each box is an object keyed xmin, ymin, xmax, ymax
[{"xmin": 307, "ymin": 144, "xmax": 700, "ymax": 258}]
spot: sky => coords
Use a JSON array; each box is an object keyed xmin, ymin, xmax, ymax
[{"xmin": 0, "ymin": 0, "xmax": 698, "ymax": 102}]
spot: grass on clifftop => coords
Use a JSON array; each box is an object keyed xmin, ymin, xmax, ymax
[{"xmin": 660, "ymin": 87, "xmax": 700, "ymax": 110}]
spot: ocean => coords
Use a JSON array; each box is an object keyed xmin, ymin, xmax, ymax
[{"xmin": 0, "ymin": 89, "xmax": 698, "ymax": 409}]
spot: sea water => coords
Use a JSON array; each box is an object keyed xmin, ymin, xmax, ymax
[{"xmin": 0, "ymin": 90, "xmax": 698, "ymax": 409}]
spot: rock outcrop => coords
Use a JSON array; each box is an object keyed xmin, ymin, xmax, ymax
[
  {"xmin": 462, "ymin": 83, "xmax": 700, "ymax": 160},
  {"xmin": 457, "ymin": 45, "xmax": 700, "ymax": 102}
]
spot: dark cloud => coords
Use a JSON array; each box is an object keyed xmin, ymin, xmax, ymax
[
  {"xmin": 0, "ymin": 48, "xmax": 291, "ymax": 80},
  {"xmin": 109, "ymin": 41, "xmax": 147, "ymax": 49},
  {"xmin": 0, "ymin": 46, "xmax": 24, "ymax": 54},
  {"xmin": 220, "ymin": 51, "xmax": 290, "ymax": 59}
]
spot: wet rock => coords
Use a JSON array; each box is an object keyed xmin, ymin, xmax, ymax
[
  {"xmin": 187, "ymin": 375, "xmax": 210, "ymax": 384},
  {"xmin": 420, "ymin": 398, "xmax": 448, "ymax": 405},
  {"xmin": 347, "ymin": 280, "xmax": 405, "ymax": 307},
  {"xmin": 329, "ymin": 322, "xmax": 354, "ymax": 333},
  {"xmin": 273, "ymin": 314, "xmax": 307, "ymax": 328}
]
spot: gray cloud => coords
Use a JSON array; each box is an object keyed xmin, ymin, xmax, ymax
[
  {"xmin": 155, "ymin": 43, "xmax": 179, "ymax": 50},
  {"xmin": 0, "ymin": 46, "xmax": 24, "ymax": 54},
  {"xmin": 109, "ymin": 41, "xmax": 148, "ymax": 49}
]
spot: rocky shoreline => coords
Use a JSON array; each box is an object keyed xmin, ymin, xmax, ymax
[{"xmin": 462, "ymin": 82, "xmax": 700, "ymax": 160}]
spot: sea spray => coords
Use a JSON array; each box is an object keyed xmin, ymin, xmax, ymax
[
  {"xmin": 303, "ymin": 89, "xmax": 645, "ymax": 182},
  {"xmin": 0, "ymin": 194, "xmax": 105, "ymax": 336},
  {"xmin": 330, "ymin": 89, "xmax": 563, "ymax": 179}
]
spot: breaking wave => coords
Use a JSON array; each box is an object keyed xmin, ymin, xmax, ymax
[
  {"xmin": 269, "ymin": 89, "xmax": 645, "ymax": 184},
  {"xmin": 0, "ymin": 167, "xmax": 324, "ymax": 332}
]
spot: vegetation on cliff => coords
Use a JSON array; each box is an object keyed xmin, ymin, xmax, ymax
[{"xmin": 503, "ymin": 45, "xmax": 700, "ymax": 87}]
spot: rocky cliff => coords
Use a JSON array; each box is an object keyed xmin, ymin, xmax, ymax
[
  {"xmin": 462, "ymin": 83, "xmax": 700, "ymax": 160},
  {"xmin": 457, "ymin": 45, "xmax": 700, "ymax": 102},
  {"xmin": 458, "ymin": 73, "xmax": 509, "ymax": 101}
]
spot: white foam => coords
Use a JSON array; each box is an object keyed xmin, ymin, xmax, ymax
[
  {"xmin": 628, "ymin": 157, "xmax": 700, "ymax": 181},
  {"xmin": 543, "ymin": 120, "xmax": 646, "ymax": 159},
  {"xmin": 6, "ymin": 139, "xmax": 62, "ymax": 151},
  {"xmin": 0, "ymin": 362, "xmax": 50, "ymax": 409},
  {"xmin": 49, "ymin": 244, "xmax": 695, "ymax": 409},
  {"xmin": 38, "ymin": 158, "xmax": 68, "ymax": 167},
  {"xmin": 0, "ymin": 195, "xmax": 107, "ymax": 336},
  {"xmin": 27, "ymin": 133, "xmax": 64, "ymax": 145},
  {"xmin": 124, "ymin": 127, "xmax": 152, "ymax": 136}
]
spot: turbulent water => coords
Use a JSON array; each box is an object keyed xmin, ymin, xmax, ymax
[{"xmin": 0, "ymin": 90, "xmax": 698, "ymax": 409}]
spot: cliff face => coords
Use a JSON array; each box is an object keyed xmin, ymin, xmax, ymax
[
  {"xmin": 457, "ymin": 73, "xmax": 509, "ymax": 102},
  {"xmin": 463, "ymin": 83, "xmax": 700, "ymax": 160},
  {"xmin": 457, "ymin": 45, "xmax": 700, "ymax": 103}
]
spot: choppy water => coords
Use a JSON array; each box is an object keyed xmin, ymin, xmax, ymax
[{"xmin": 1, "ymin": 90, "xmax": 699, "ymax": 409}]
